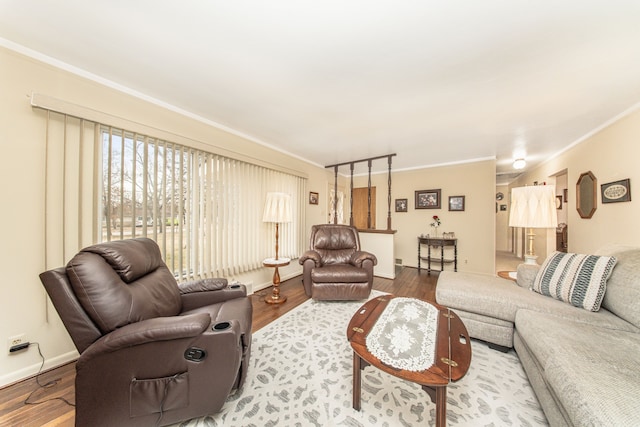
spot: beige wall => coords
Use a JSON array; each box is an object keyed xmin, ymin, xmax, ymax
[
  {"xmin": 353, "ymin": 160, "xmax": 497, "ymax": 275},
  {"xmin": 0, "ymin": 46, "xmax": 334, "ymax": 386},
  {"xmin": 509, "ymin": 108, "xmax": 640, "ymax": 259}
]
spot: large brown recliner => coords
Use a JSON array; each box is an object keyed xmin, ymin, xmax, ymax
[
  {"xmin": 39, "ymin": 238, "xmax": 252, "ymax": 427},
  {"xmin": 299, "ymin": 224, "xmax": 377, "ymax": 300}
]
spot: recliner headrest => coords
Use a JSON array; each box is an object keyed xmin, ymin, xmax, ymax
[
  {"xmin": 312, "ymin": 225, "xmax": 359, "ymax": 251},
  {"xmin": 65, "ymin": 238, "xmax": 182, "ymax": 333},
  {"xmin": 81, "ymin": 237, "xmax": 164, "ymax": 283}
]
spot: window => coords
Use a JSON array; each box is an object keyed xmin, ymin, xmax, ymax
[
  {"xmin": 34, "ymin": 95, "xmax": 306, "ymax": 275},
  {"xmin": 100, "ymin": 126, "xmax": 305, "ymax": 280}
]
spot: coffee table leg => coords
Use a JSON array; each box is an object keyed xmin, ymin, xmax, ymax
[
  {"xmin": 353, "ymin": 352, "xmax": 361, "ymax": 410},
  {"xmin": 435, "ymin": 386, "xmax": 447, "ymax": 427},
  {"xmin": 422, "ymin": 385, "xmax": 447, "ymax": 427}
]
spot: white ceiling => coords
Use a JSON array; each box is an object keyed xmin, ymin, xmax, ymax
[{"xmin": 2, "ymin": 1, "xmax": 640, "ymax": 182}]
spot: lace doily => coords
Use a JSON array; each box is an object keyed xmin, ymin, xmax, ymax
[{"xmin": 365, "ymin": 297, "xmax": 439, "ymax": 372}]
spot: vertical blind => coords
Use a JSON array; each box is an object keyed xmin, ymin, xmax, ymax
[
  {"xmin": 40, "ymin": 108, "xmax": 306, "ymax": 281},
  {"xmin": 42, "ymin": 111, "xmax": 98, "ymax": 269}
]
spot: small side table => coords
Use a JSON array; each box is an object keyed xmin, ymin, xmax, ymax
[
  {"xmin": 497, "ymin": 271, "xmax": 517, "ymax": 282},
  {"xmin": 263, "ymin": 257, "xmax": 290, "ymax": 304},
  {"xmin": 417, "ymin": 237, "xmax": 458, "ymax": 275}
]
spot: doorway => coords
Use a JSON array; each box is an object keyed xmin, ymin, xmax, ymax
[
  {"xmin": 555, "ymin": 172, "xmax": 568, "ymax": 252},
  {"xmin": 352, "ymin": 187, "xmax": 376, "ymax": 229}
]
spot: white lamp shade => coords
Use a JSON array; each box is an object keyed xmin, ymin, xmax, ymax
[
  {"xmin": 262, "ymin": 192, "xmax": 292, "ymax": 223},
  {"xmin": 509, "ymin": 185, "xmax": 558, "ymax": 228}
]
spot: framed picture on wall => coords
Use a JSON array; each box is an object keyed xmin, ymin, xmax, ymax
[
  {"xmin": 601, "ymin": 179, "xmax": 631, "ymax": 203},
  {"xmin": 309, "ymin": 192, "xmax": 319, "ymax": 205},
  {"xmin": 395, "ymin": 198, "xmax": 408, "ymax": 212},
  {"xmin": 448, "ymin": 195, "xmax": 465, "ymax": 211},
  {"xmin": 415, "ymin": 189, "xmax": 441, "ymax": 209}
]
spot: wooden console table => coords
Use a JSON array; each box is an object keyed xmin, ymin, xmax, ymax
[{"xmin": 418, "ymin": 237, "xmax": 458, "ymax": 275}]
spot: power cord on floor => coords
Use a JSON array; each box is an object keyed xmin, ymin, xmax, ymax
[{"xmin": 23, "ymin": 342, "xmax": 75, "ymax": 407}]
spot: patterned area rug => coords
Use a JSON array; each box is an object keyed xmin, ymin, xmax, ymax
[{"xmin": 177, "ymin": 293, "xmax": 548, "ymax": 426}]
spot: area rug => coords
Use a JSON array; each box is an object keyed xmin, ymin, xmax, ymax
[{"xmin": 177, "ymin": 293, "xmax": 548, "ymax": 426}]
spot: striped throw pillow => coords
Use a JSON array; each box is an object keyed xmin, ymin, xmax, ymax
[{"xmin": 533, "ymin": 251, "xmax": 617, "ymax": 311}]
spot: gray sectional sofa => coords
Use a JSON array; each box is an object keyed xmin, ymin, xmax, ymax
[{"xmin": 436, "ymin": 245, "xmax": 640, "ymax": 427}]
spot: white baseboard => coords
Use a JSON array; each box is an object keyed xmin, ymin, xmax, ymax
[
  {"xmin": 253, "ymin": 272, "xmax": 300, "ymax": 293},
  {"xmin": 0, "ymin": 350, "xmax": 79, "ymax": 388}
]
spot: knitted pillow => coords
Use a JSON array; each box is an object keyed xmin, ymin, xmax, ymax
[{"xmin": 533, "ymin": 251, "xmax": 617, "ymax": 311}]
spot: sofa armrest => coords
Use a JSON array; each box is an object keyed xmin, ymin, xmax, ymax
[
  {"xmin": 350, "ymin": 250, "xmax": 378, "ymax": 268},
  {"xmin": 299, "ymin": 250, "xmax": 323, "ymax": 267},
  {"xmin": 516, "ymin": 263, "xmax": 540, "ymax": 289}
]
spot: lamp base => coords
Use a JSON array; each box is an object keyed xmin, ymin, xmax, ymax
[
  {"xmin": 265, "ymin": 265, "xmax": 287, "ymax": 304},
  {"xmin": 265, "ymin": 293, "xmax": 287, "ymax": 304},
  {"xmin": 524, "ymin": 228, "xmax": 539, "ymax": 265}
]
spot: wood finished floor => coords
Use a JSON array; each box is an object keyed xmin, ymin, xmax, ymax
[{"xmin": 0, "ymin": 267, "xmax": 438, "ymax": 427}]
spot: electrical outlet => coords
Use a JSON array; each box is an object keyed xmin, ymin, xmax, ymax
[{"xmin": 7, "ymin": 334, "xmax": 26, "ymax": 354}]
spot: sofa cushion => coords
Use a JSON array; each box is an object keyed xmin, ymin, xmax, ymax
[
  {"xmin": 545, "ymin": 343, "xmax": 640, "ymax": 427},
  {"xmin": 447, "ymin": 308, "xmax": 514, "ymax": 347},
  {"xmin": 595, "ymin": 245, "xmax": 640, "ymax": 329},
  {"xmin": 515, "ymin": 309, "xmax": 637, "ymax": 369},
  {"xmin": 533, "ymin": 251, "xmax": 617, "ymax": 311},
  {"xmin": 515, "ymin": 310, "xmax": 640, "ymax": 426},
  {"xmin": 311, "ymin": 263, "xmax": 369, "ymax": 283},
  {"xmin": 437, "ymin": 271, "xmax": 636, "ymax": 331}
]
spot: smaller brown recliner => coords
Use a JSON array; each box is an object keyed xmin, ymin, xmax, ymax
[
  {"xmin": 299, "ymin": 224, "xmax": 377, "ymax": 300},
  {"xmin": 39, "ymin": 238, "xmax": 252, "ymax": 427}
]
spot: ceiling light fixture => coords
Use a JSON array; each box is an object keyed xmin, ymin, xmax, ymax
[{"xmin": 513, "ymin": 158, "xmax": 526, "ymax": 169}]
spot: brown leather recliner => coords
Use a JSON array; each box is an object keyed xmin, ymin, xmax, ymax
[
  {"xmin": 39, "ymin": 238, "xmax": 252, "ymax": 427},
  {"xmin": 299, "ymin": 224, "xmax": 377, "ymax": 300}
]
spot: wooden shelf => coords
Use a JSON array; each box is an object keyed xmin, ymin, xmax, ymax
[{"xmin": 421, "ymin": 257, "xmax": 455, "ymax": 263}]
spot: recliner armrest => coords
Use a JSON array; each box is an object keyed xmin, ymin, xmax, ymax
[
  {"xmin": 83, "ymin": 313, "xmax": 211, "ymax": 357},
  {"xmin": 350, "ymin": 251, "xmax": 377, "ymax": 268},
  {"xmin": 179, "ymin": 277, "xmax": 247, "ymax": 311},
  {"xmin": 180, "ymin": 284, "xmax": 248, "ymax": 311},
  {"xmin": 179, "ymin": 277, "xmax": 228, "ymax": 294},
  {"xmin": 299, "ymin": 250, "xmax": 323, "ymax": 267}
]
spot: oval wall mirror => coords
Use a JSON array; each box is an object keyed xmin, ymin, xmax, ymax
[{"xmin": 576, "ymin": 171, "xmax": 597, "ymax": 218}]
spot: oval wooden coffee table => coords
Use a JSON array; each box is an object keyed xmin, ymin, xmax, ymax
[{"xmin": 347, "ymin": 295, "xmax": 471, "ymax": 427}]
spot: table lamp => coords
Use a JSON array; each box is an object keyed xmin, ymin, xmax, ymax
[
  {"xmin": 509, "ymin": 185, "xmax": 558, "ymax": 265},
  {"xmin": 262, "ymin": 192, "xmax": 292, "ymax": 260}
]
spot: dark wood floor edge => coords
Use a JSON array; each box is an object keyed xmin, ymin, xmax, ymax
[{"xmin": 0, "ymin": 360, "xmax": 78, "ymax": 391}]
